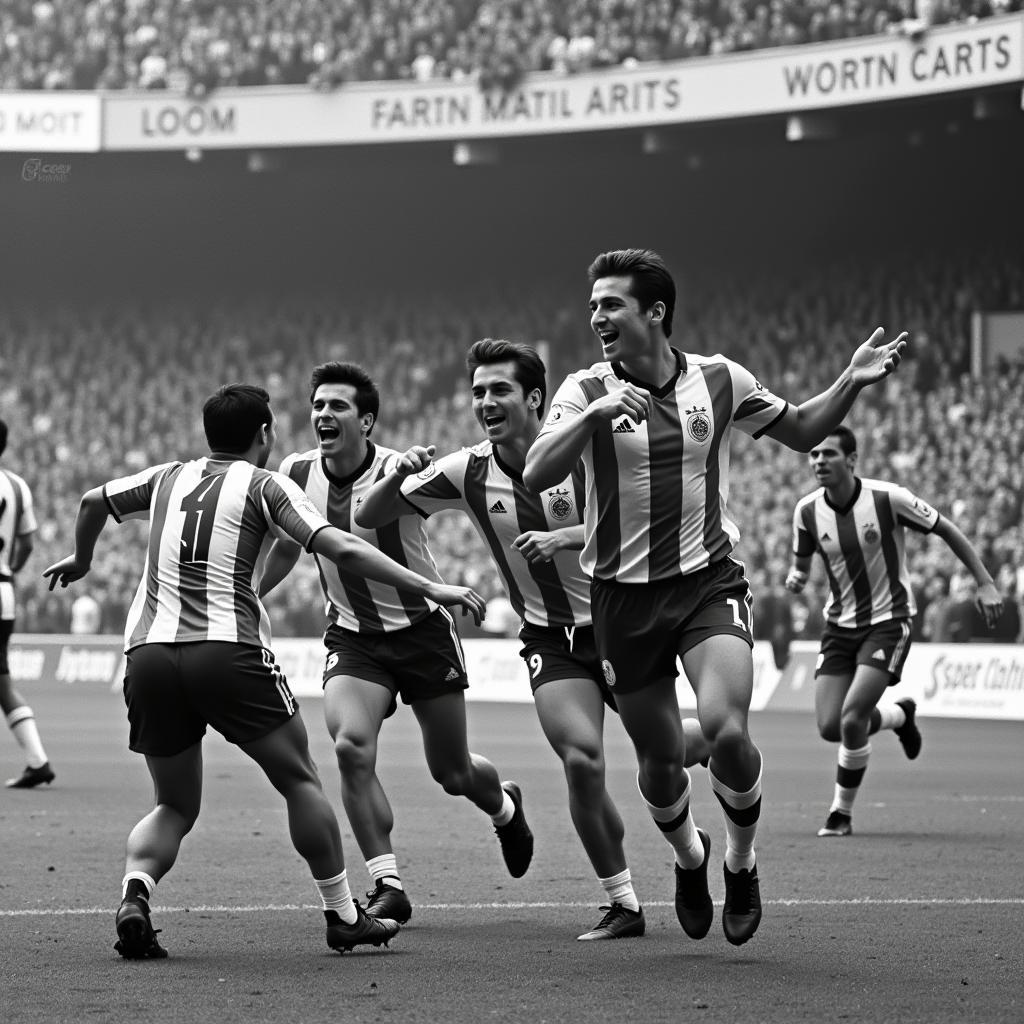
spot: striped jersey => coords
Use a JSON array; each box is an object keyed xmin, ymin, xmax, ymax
[
  {"xmin": 0, "ymin": 467, "xmax": 37, "ymax": 620},
  {"xmin": 400, "ymin": 440, "xmax": 591, "ymax": 628},
  {"xmin": 792, "ymin": 476, "xmax": 939, "ymax": 628},
  {"xmin": 279, "ymin": 444, "xmax": 442, "ymax": 634},
  {"xmin": 538, "ymin": 349, "xmax": 789, "ymax": 583},
  {"xmin": 104, "ymin": 457, "xmax": 331, "ymax": 651}
]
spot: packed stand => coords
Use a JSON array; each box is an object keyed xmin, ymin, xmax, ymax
[
  {"xmin": 1, "ymin": 0, "xmax": 1020, "ymax": 92},
  {"xmin": 1, "ymin": 251, "xmax": 1022, "ymax": 643}
]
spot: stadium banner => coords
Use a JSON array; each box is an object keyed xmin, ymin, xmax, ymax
[
  {"xmin": 9, "ymin": 635, "xmax": 1023, "ymax": 720},
  {"xmin": 0, "ymin": 94, "xmax": 101, "ymax": 152},
  {"xmin": 99, "ymin": 16, "xmax": 1023, "ymax": 150}
]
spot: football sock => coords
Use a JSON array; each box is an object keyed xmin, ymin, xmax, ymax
[
  {"xmin": 874, "ymin": 704, "xmax": 907, "ymax": 732},
  {"xmin": 489, "ymin": 790, "xmax": 515, "ymax": 827},
  {"xmin": 122, "ymin": 871, "xmax": 156, "ymax": 903},
  {"xmin": 831, "ymin": 742, "xmax": 871, "ymax": 814},
  {"xmin": 315, "ymin": 870, "xmax": 357, "ymax": 924},
  {"xmin": 366, "ymin": 853, "xmax": 404, "ymax": 891},
  {"xmin": 599, "ymin": 868, "xmax": 640, "ymax": 913},
  {"xmin": 710, "ymin": 764, "xmax": 762, "ymax": 873},
  {"xmin": 6, "ymin": 706, "xmax": 48, "ymax": 768},
  {"xmin": 640, "ymin": 770, "xmax": 705, "ymax": 869}
]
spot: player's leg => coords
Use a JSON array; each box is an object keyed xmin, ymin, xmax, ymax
[
  {"xmin": 413, "ymin": 691, "xmax": 534, "ymax": 878},
  {"xmin": 322, "ymin": 673, "xmax": 412, "ymax": 923},
  {"xmin": 0, "ymin": 620, "xmax": 53, "ymax": 788},
  {"xmin": 682, "ymin": 634, "xmax": 763, "ymax": 945},
  {"xmin": 534, "ymin": 676, "xmax": 644, "ymax": 940},
  {"xmin": 865, "ymin": 621, "xmax": 921, "ymax": 759}
]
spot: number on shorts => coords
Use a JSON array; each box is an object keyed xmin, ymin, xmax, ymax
[
  {"xmin": 727, "ymin": 597, "xmax": 748, "ymax": 633},
  {"xmin": 179, "ymin": 474, "xmax": 226, "ymax": 564},
  {"xmin": 528, "ymin": 653, "xmax": 543, "ymax": 679}
]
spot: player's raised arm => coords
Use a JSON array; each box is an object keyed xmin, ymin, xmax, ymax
[
  {"xmin": 355, "ymin": 445, "xmax": 436, "ymax": 528},
  {"xmin": 310, "ymin": 526, "xmax": 486, "ymax": 624},
  {"xmin": 42, "ymin": 487, "xmax": 111, "ymax": 589},
  {"xmin": 766, "ymin": 327, "xmax": 909, "ymax": 453}
]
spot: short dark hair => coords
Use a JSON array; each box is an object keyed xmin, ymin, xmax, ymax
[
  {"xmin": 829, "ymin": 425, "xmax": 857, "ymax": 455},
  {"xmin": 466, "ymin": 339, "xmax": 547, "ymax": 421},
  {"xmin": 309, "ymin": 361, "xmax": 380, "ymax": 433},
  {"xmin": 203, "ymin": 383, "xmax": 272, "ymax": 453},
  {"xmin": 0, "ymin": 418, "xmax": 7, "ymax": 458},
  {"xmin": 587, "ymin": 248, "xmax": 676, "ymax": 338}
]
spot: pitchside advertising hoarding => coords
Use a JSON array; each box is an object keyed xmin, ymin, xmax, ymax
[
  {"xmin": 10, "ymin": 635, "xmax": 1024, "ymax": 721},
  {"xmin": 0, "ymin": 93, "xmax": 101, "ymax": 152},
  {"xmin": 90, "ymin": 14, "xmax": 1024, "ymax": 150}
]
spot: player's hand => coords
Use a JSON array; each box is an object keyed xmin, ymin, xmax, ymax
[
  {"xmin": 975, "ymin": 582, "xmax": 1004, "ymax": 631},
  {"xmin": 426, "ymin": 583, "xmax": 487, "ymax": 626},
  {"xmin": 847, "ymin": 327, "xmax": 909, "ymax": 387},
  {"xmin": 586, "ymin": 384, "xmax": 650, "ymax": 425},
  {"xmin": 394, "ymin": 445, "xmax": 436, "ymax": 479},
  {"xmin": 784, "ymin": 568, "xmax": 808, "ymax": 594},
  {"xmin": 43, "ymin": 555, "xmax": 91, "ymax": 590},
  {"xmin": 512, "ymin": 531, "xmax": 562, "ymax": 564}
]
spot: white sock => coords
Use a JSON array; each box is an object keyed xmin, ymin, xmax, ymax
[
  {"xmin": 640, "ymin": 771, "xmax": 705, "ymax": 869},
  {"xmin": 366, "ymin": 853, "xmax": 403, "ymax": 890},
  {"xmin": 710, "ymin": 766, "xmax": 762, "ymax": 873},
  {"xmin": 315, "ymin": 870, "xmax": 356, "ymax": 923},
  {"xmin": 490, "ymin": 790, "xmax": 514, "ymax": 827},
  {"xmin": 122, "ymin": 871, "xmax": 157, "ymax": 901},
  {"xmin": 876, "ymin": 704, "xmax": 907, "ymax": 731},
  {"xmin": 599, "ymin": 868, "xmax": 640, "ymax": 913},
  {"xmin": 832, "ymin": 743, "xmax": 871, "ymax": 814},
  {"xmin": 7, "ymin": 707, "xmax": 47, "ymax": 767}
]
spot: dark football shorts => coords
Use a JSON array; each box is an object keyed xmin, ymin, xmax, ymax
[
  {"xmin": 816, "ymin": 618, "xmax": 913, "ymax": 685},
  {"xmin": 518, "ymin": 621, "xmax": 616, "ymax": 709},
  {"xmin": 123, "ymin": 641, "xmax": 298, "ymax": 756},
  {"xmin": 323, "ymin": 608, "xmax": 468, "ymax": 715},
  {"xmin": 590, "ymin": 557, "xmax": 753, "ymax": 695},
  {"xmin": 0, "ymin": 619, "xmax": 13, "ymax": 675}
]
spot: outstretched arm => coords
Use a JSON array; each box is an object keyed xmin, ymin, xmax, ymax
[
  {"xmin": 258, "ymin": 538, "xmax": 303, "ymax": 598},
  {"xmin": 931, "ymin": 517, "xmax": 1003, "ymax": 630},
  {"xmin": 42, "ymin": 488, "xmax": 110, "ymax": 589},
  {"xmin": 311, "ymin": 526, "xmax": 487, "ymax": 625},
  {"xmin": 356, "ymin": 445, "xmax": 436, "ymax": 528},
  {"xmin": 767, "ymin": 327, "xmax": 908, "ymax": 453}
]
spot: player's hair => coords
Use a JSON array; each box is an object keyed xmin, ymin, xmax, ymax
[
  {"xmin": 203, "ymin": 383, "xmax": 273, "ymax": 454},
  {"xmin": 830, "ymin": 425, "xmax": 857, "ymax": 455},
  {"xmin": 309, "ymin": 361, "xmax": 380, "ymax": 434},
  {"xmin": 466, "ymin": 339, "xmax": 547, "ymax": 421},
  {"xmin": 0, "ymin": 418, "xmax": 7, "ymax": 458},
  {"xmin": 587, "ymin": 248, "xmax": 676, "ymax": 338}
]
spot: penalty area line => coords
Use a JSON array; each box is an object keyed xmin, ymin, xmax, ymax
[{"xmin": 2, "ymin": 897, "xmax": 1023, "ymax": 917}]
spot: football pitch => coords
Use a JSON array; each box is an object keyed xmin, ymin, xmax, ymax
[{"xmin": 3, "ymin": 686, "xmax": 1021, "ymax": 1024}]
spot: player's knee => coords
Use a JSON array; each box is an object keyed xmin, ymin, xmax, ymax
[
  {"xmin": 708, "ymin": 718, "xmax": 749, "ymax": 759},
  {"xmin": 561, "ymin": 744, "xmax": 605, "ymax": 791},
  {"xmin": 333, "ymin": 731, "xmax": 377, "ymax": 775},
  {"xmin": 431, "ymin": 763, "xmax": 471, "ymax": 796},
  {"xmin": 817, "ymin": 717, "xmax": 841, "ymax": 742}
]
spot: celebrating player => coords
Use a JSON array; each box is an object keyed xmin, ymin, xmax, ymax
[
  {"xmin": 44, "ymin": 383, "xmax": 485, "ymax": 958},
  {"xmin": 523, "ymin": 248, "xmax": 908, "ymax": 945},
  {"xmin": 258, "ymin": 362, "xmax": 533, "ymax": 926},
  {"xmin": 786, "ymin": 425, "xmax": 1003, "ymax": 837},
  {"xmin": 0, "ymin": 418, "xmax": 55, "ymax": 789},
  {"xmin": 357, "ymin": 338, "xmax": 710, "ymax": 941}
]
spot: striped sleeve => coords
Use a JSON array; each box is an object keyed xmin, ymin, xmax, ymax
[
  {"xmin": 890, "ymin": 485, "xmax": 939, "ymax": 534},
  {"xmin": 793, "ymin": 495, "xmax": 818, "ymax": 556},
  {"xmin": 536, "ymin": 373, "xmax": 593, "ymax": 438},
  {"xmin": 261, "ymin": 471, "xmax": 331, "ymax": 551},
  {"xmin": 400, "ymin": 450, "xmax": 468, "ymax": 516},
  {"xmin": 728, "ymin": 359, "xmax": 789, "ymax": 439},
  {"xmin": 103, "ymin": 462, "xmax": 179, "ymax": 523}
]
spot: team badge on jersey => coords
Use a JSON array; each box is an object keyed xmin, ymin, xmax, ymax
[
  {"xmin": 548, "ymin": 404, "xmax": 564, "ymax": 423},
  {"xmin": 863, "ymin": 523, "xmax": 880, "ymax": 545},
  {"xmin": 685, "ymin": 405, "xmax": 711, "ymax": 444},
  {"xmin": 601, "ymin": 659, "xmax": 616, "ymax": 688},
  {"xmin": 547, "ymin": 488, "xmax": 573, "ymax": 521}
]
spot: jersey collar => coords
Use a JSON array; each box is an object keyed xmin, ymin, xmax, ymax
[
  {"xmin": 321, "ymin": 441, "xmax": 375, "ymax": 487},
  {"xmin": 612, "ymin": 347, "xmax": 684, "ymax": 399},
  {"xmin": 824, "ymin": 476, "xmax": 861, "ymax": 515}
]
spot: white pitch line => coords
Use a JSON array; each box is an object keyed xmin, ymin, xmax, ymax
[{"xmin": 2, "ymin": 897, "xmax": 1022, "ymax": 918}]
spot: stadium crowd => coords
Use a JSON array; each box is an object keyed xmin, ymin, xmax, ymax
[
  {"xmin": 1, "ymin": 250, "xmax": 1022, "ymax": 643},
  {"xmin": 0, "ymin": 0, "xmax": 1020, "ymax": 93}
]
